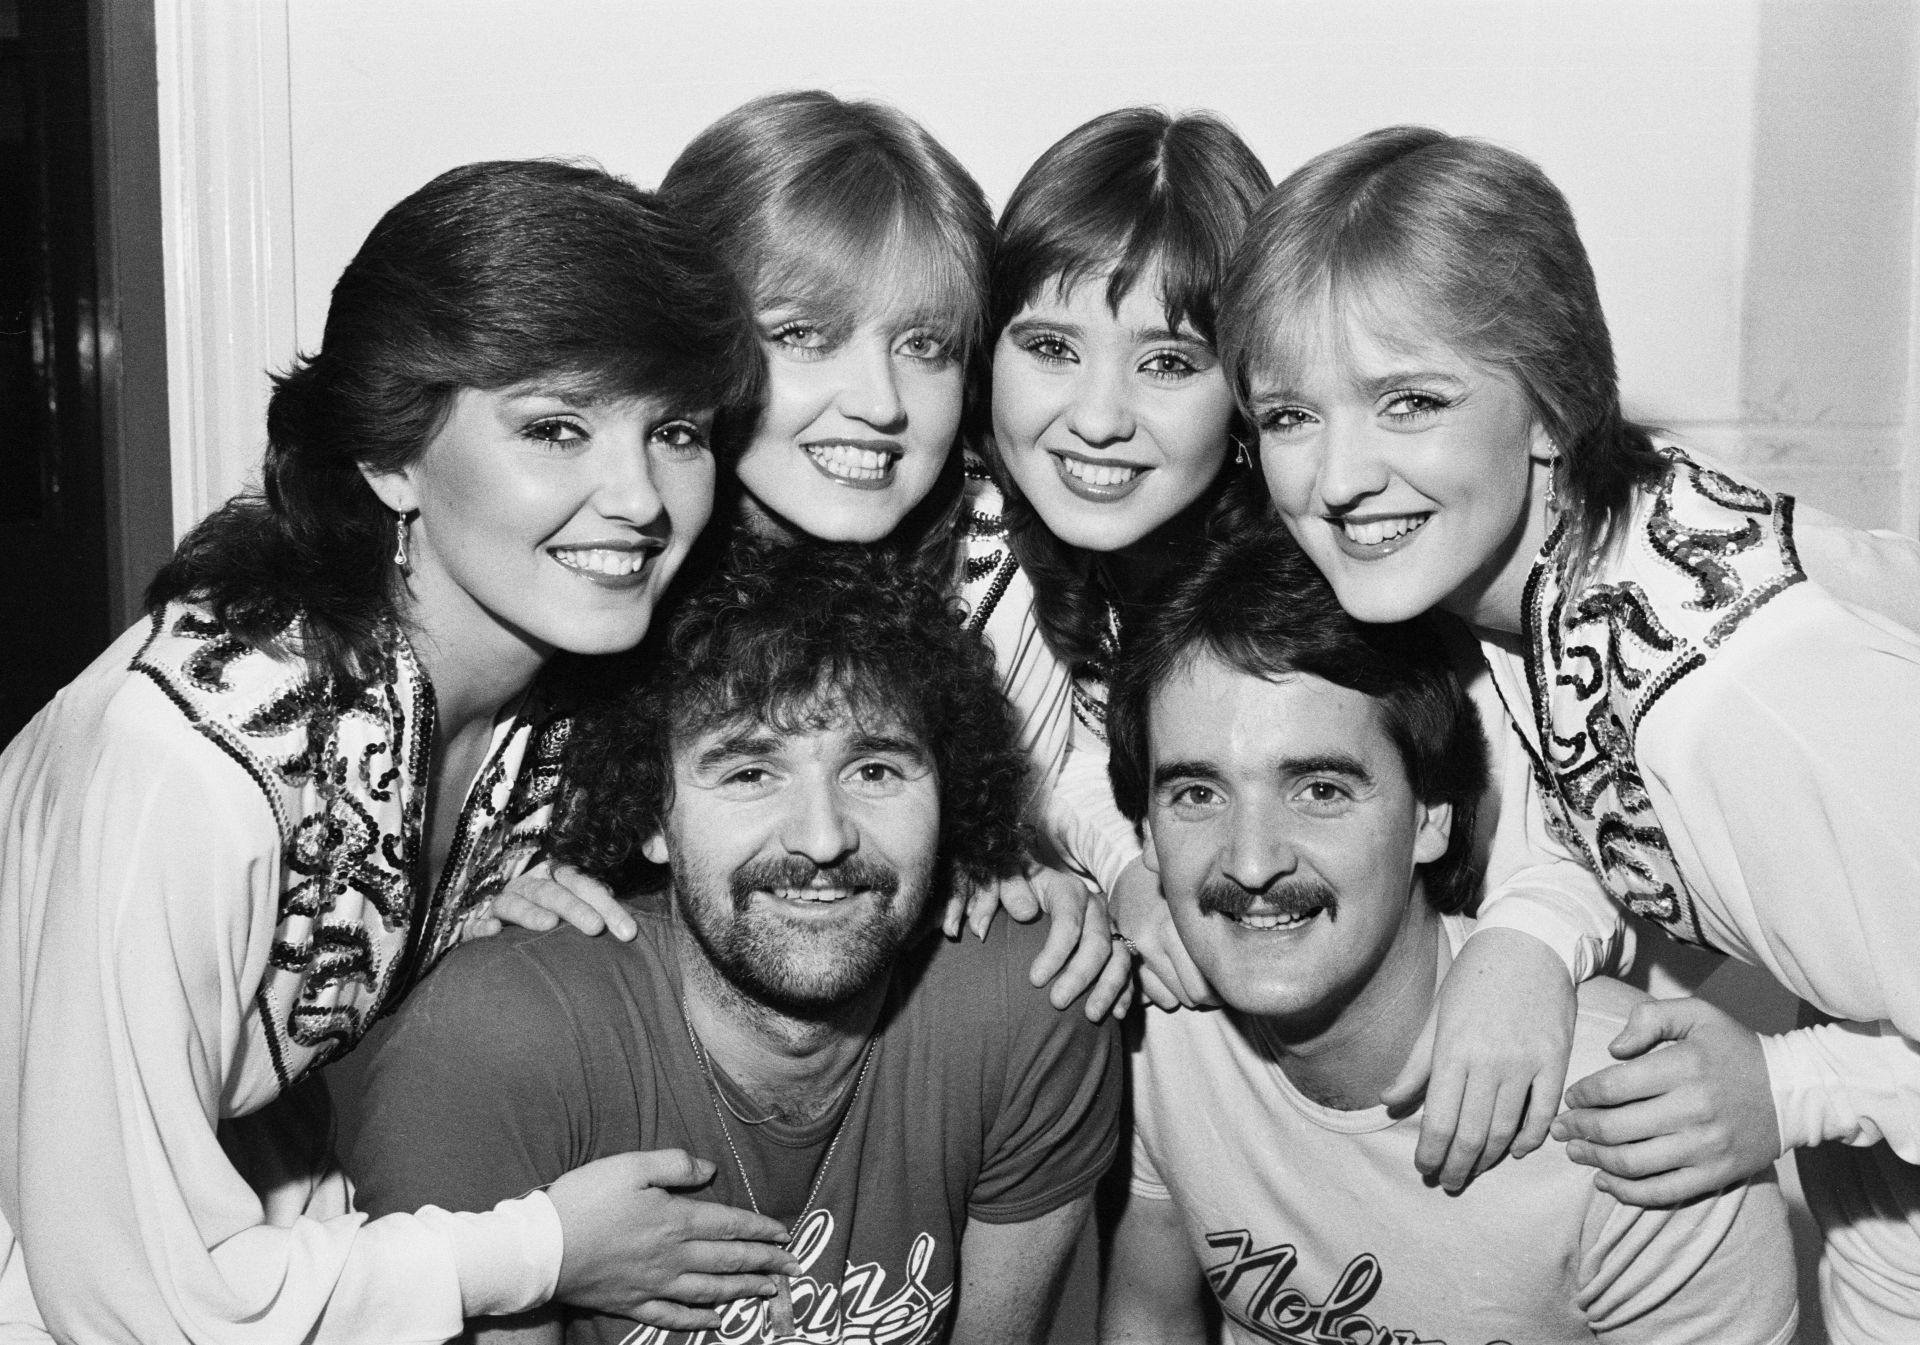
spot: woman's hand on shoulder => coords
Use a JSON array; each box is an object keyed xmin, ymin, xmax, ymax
[
  {"xmin": 945, "ymin": 862, "xmax": 1134, "ymax": 1021},
  {"xmin": 468, "ymin": 862, "xmax": 637, "ymax": 941},
  {"xmin": 546, "ymin": 1149, "xmax": 798, "ymax": 1328},
  {"xmin": 1552, "ymin": 995, "xmax": 1779, "ymax": 1206},
  {"xmin": 1382, "ymin": 925, "xmax": 1576, "ymax": 1192},
  {"xmin": 1109, "ymin": 857, "xmax": 1218, "ymax": 1012}
]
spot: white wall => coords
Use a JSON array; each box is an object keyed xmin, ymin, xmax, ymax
[{"xmin": 159, "ymin": 0, "xmax": 1920, "ymax": 535}]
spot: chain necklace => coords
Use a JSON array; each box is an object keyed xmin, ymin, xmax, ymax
[{"xmin": 680, "ymin": 998, "xmax": 878, "ymax": 1339}]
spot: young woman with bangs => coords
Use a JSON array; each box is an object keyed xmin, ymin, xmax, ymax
[
  {"xmin": 0, "ymin": 160, "xmax": 801, "ymax": 1341},
  {"xmin": 1219, "ymin": 125, "xmax": 1920, "ymax": 1341},
  {"xmin": 959, "ymin": 107, "xmax": 1273, "ymax": 1014},
  {"xmin": 501, "ymin": 93, "xmax": 1133, "ymax": 1018}
]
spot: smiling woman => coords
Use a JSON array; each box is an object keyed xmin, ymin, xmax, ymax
[
  {"xmin": 660, "ymin": 91, "xmax": 993, "ymax": 554},
  {"xmin": 0, "ymin": 159, "xmax": 804, "ymax": 1341}
]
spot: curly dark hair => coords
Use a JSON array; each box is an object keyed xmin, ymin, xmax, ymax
[
  {"xmin": 1107, "ymin": 523, "xmax": 1490, "ymax": 915},
  {"xmin": 551, "ymin": 541, "xmax": 1032, "ymax": 894},
  {"xmin": 148, "ymin": 158, "xmax": 761, "ymax": 693}
]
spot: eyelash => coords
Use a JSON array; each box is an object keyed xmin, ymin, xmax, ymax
[
  {"xmin": 766, "ymin": 320, "xmax": 833, "ymax": 360},
  {"xmin": 1020, "ymin": 332, "xmax": 1075, "ymax": 366},
  {"xmin": 1140, "ymin": 349, "xmax": 1200, "ymax": 381},
  {"xmin": 896, "ymin": 331, "xmax": 956, "ymax": 368},
  {"xmin": 523, "ymin": 417, "xmax": 588, "ymax": 446},
  {"xmin": 652, "ymin": 420, "xmax": 709, "ymax": 458},
  {"xmin": 1383, "ymin": 390, "xmax": 1449, "ymax": 421}
]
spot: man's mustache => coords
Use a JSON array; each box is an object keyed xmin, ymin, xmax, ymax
[
  {"xmin": 727, "ymin": 856, "xmax": 902, "ymax": 911},
  {"xmin": 1196, "ymin": 876, "xmax": 1339, "ymax": 922}
]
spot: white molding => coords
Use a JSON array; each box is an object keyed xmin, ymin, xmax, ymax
[{"xmin": 155, "ymin": 0, "xmax": 297, "ymax": 540}]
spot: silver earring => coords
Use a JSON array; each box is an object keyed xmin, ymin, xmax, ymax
[
  {"xmin": 393, "ymin": 511, "xmax": 411, "ymax": 568},
  {"xmin": 1544, "ymin": 454, "xmax": 1562, "ymax": 518},
  {"xmin": 1232, "ymin": 435, "xmax": 1252, "ymax": 470}
]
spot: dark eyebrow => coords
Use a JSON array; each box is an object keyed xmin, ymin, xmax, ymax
[
  {"xmin": 1131, "ymin": 326, "xmax": 1209, "ymax": 346},
  {"xmin": 1152, "ymin": 759, "xmax": 1223, "ymax": 791},
  {"xmin": 1004, "ymin": 316, "xmax": 1080, "ymax": 340},
  {"xmin": 692, "ymin": 730, "xmax": 782, "ymax": 772},
  {"xmin": 850, "ymin": 731, "xmax": 930, "ymax": 766},
  {"xmin": 1280, "ymin": 751, "xmax": 1373, "ymax": 784}
]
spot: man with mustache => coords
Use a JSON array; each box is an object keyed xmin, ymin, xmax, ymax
[
  {"xmin": 338, "ymin": 543, "xmax": 1120, "ymax": 1345},
  {"xmin": 1098, "ymin": 527, "xmax": 1797, "ymax": 1345}
]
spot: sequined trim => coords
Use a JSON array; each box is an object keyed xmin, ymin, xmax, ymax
[
  {"xmin": 131, "ymin": 603, "xmax": 557, "ymax": 1087},
  {"xmin": 1510, "ymin": 450, "xmax": 1805, "ymax": 947}
]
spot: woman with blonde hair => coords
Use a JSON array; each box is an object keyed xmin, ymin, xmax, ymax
[{"xmin": 1220, "ymin": 124, "xmax": 1920, "ymax": 1341}]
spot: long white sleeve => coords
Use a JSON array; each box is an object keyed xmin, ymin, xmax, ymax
[
  {"xmin": 1460, "ymin": 637, "xmax": 1627, "ymax": 984},
  {"xmin": 1043, "ymin": 719, "xmax": 1143, "ymax": 898},
  {"xmin": 0, "ymin": 648, "xmax": 562, "ymax": 1344}
]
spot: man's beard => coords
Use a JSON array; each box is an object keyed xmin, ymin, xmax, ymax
[
  {"xmin": 675, "ymin": 852, "xmax": 929, "ymax": 1020},
  {"xmin": 1196, "ymin": 875, "xmax": 1340, "ymax": 923}
]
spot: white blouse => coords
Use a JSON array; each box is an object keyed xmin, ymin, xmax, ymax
[
  {"xmin": 1474, "ymin": 449, "xmax": 1920, "ymax": 1159},
  {"xmin": 0, "ymin": 608, "xmax": 563, "ymax": 1343}
]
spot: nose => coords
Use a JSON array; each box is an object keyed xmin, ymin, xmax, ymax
[
  {"xmin": 781, "ymin": 781, "xmax": 859, "ymax": 867},
  {"xmin": 834, "ymin": 334, "xmax": 907, "ymax": 431},
  {"xmin": 1219, "ymin": 805, "xmax": 1297, "ymax": 894},
  {"xmin": 1313, "ymin": 415, "xmax": 1391, "ymax": 512},
  {"xmin": 594, "ymin": 433, "xmax": 669, "ymax": 528},
  {"xmin": 1065, "ymin": 359, "xmax": 1136, "ymax": 447}
]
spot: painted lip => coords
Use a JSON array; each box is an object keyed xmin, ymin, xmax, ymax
[
  {"xmin": 547, "ymin": 538, "xmax": 667, "ymax": 591},
  {"xmin": 1048, "ymin": 449, "xmax": 1152, "ymax": 503},
  {"xmin": 801, "ymin": 439, "xmax": 903, "ymax": 492},
  {"xmin": 1323, "ymin": 511, "xmax": 1431, "ymax": 561}
]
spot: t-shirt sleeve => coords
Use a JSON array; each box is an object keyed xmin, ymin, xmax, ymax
[
  {"xmin": 1576, "ymin": 1169, "xmax": 1798, "ymax": 1344},
  {"xmin": 341, "ymin": 933, "xmax": 594, "ymax": 1219},
  {"xmin": 966, "ymin": 924, "xmax": 1123, "ymax": 1224}
]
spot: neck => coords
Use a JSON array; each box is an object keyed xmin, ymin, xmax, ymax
[
  {"xmin": 1444, "ymin": 460, "xmax": 1556, "ymax": 637},
  {"xmin": 1261, "ymin": 902, "xmax": 1445, "ymax": 1111},
  {"xmin": 675, "ymin": 925, "xmax": 887, "ymax": 1123},
  {"xmin": 1099, "ymin": 462, "xmax": 1232, "ymax": 604},
  {"xmin": 397, "ymin": 570, "xmax": 548, "ymax": 738}
]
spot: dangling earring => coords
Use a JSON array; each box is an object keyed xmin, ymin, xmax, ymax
[
  {"xmin": 1232, "ymin": 434, "xmax": 1252, "ymax": 471},
  {"xmin": 393, "ymin": 510, "xmax": 412, "ymax": 568},
  {"xmin": 1544, "ymin": 452, "xmax": 1563, "ymax": 519}
]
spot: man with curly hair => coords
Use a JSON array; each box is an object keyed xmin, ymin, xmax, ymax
[{"xmin": 339, "ymin": 543, "xmax": 1121, "ymax": 1345}]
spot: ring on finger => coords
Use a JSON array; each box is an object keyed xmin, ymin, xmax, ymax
[{"xmin": 1110, "ymin": 931, "xmax": 1140, "ymax": 958}]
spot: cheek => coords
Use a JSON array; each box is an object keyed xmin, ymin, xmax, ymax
[
  {"xmin": 749, "ymin": 361, "xmax": 825, "ymax": 448},
  {"xmin": 657, "ymin": 457, "xmax": 717, "ymax": 541},
  {"xmin": 905, "ymin": 369, "xmax": 964, "ymax": 455},
  {"xmin": 989, "ymin": 356, "xmax": 1051, "ymax": 451}
]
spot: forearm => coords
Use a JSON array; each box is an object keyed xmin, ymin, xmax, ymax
[
  {"xmin": 1042, "ymin": 743, "xmax": 1141, "ymax": 897},
  {"xmin": 1762, "ymin": 1019, "xmax": 1920, "ymax": 1160},
  {"xmin": 1098, "ymin": 1194, "xmax": 1207, "ymax": 1345}
]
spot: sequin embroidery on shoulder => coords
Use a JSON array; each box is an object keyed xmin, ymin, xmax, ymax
[{"xmin": 1514, "ymin": 449, "xmax": 1805, "ymax": 947}]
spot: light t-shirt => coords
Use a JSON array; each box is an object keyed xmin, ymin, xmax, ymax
[{"xmin": 1128, "ymin": 916, "xmax": 1798, "ymax": 1345}]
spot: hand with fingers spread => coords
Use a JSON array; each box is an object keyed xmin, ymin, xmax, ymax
[
  {"xmin": 945, "ymin": 862, "xmax": 1134, "ymax": 1020},
  {"xmin": 1109, "ymin": 856, "xmax": 1217, "ymax": 1012},
  {"xmin": 545, "ymin": 1149, "xmax": 801, "ymax": 1329},
  {"xmin": 1382, "ymin": 926, "xmax": 1575, "ymax": 1192},
  {"xmin": 1552, "ymin": 995, "xmax": 1779, "ymax": 1207},
  {"xmin": 471, "ymin": 861, "xmax": 638, "ymax": 941}
]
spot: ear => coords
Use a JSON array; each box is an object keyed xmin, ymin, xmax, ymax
[
  {"xmin": 642, "ymin": 830, "xmax": 671, "ymax": 865},
  {"xmin": 357, "ymin": 459, "xmax": 418, "ymax": 516},
  {"xmin": 1412, "ymin": 799, "xmax": 1452, "ymax": 867},
  {"xmin": 1527, "ymin": 419, "xmax": 1557, "ymax": 468}
]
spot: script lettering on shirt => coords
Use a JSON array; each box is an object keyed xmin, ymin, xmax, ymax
[
  {"xmin": 1203, "ymin": 1229, "xmax": 1511, "ymax": 1345},
  {"xmin": 620, "ymin": 1209, "xmax": 955, "ymax": 1345}
]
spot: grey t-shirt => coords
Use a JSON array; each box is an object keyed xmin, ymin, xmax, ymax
[{"xmin": 341, "ymin": 905, "xmax": 1120, "ymax": 1344}]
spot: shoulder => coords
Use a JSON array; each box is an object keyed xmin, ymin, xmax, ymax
[
  {"xmin": 1566, "ymin": 975, "xmax": 1651, "ymax": 1073},
  {"xmin": 906, "ymin": 918, "xmax": 1117, "ymax": 1062},
  {"xmin": 411, "ymin": 914, "xmax": 671, "ymax": 1027}
]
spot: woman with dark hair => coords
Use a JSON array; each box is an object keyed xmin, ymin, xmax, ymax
[
  {"xmin": 1220, "ymin": 125, "xmax": 1920, "ymax": 1341},
  {"xmin": 960, "ymin": 106, "xmax": 1272, "ymax": 1012},
  {"xmin": 0, "ymin": 160, "xmax": 799, "ymax": 1341}
]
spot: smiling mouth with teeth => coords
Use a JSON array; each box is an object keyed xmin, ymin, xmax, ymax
[
  {"xmin": 1338, "ymin": 514, "xmax": 1430, "ymax": 546},
  {"xmin": 805, "ymin": 443, "xmax": 897, "ymax": 483},
  {"xmin": 550, "ymin": 547, "xmax": 657, "ymax": 577},
  {"xmin": 765, "ymin": 886, "xmax": 861, "ymax": 904},
  {"xmin": 1056, "ymin": 455, "xmax": 1144, "ymax": 489},
  {"xmin": 1228, "ymin": 908, "xmax": 1322, "ymax": 932}
]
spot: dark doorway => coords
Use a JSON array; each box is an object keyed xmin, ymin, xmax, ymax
[{"xmin": 1, "ymin": 0, "xmax": 169, "ymax": 746}]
